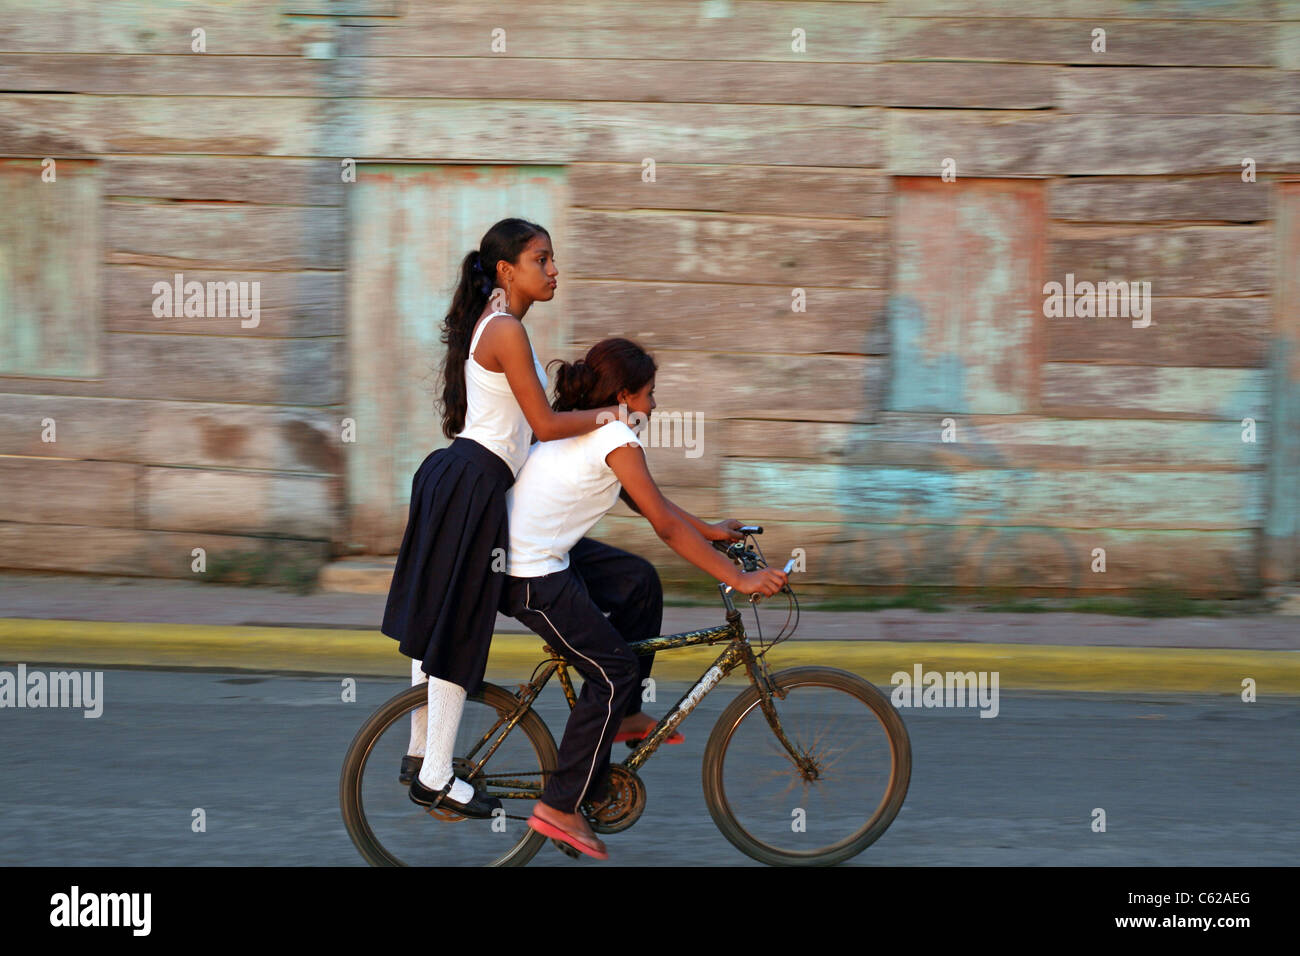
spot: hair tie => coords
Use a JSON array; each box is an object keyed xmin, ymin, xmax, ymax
[{"xmin": 470, "ymin": 252, "xmax": 494, "ymax": 295}]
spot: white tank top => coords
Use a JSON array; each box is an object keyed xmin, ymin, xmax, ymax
[{"xmin": 455, "ymin": 311, "xmax": 548, "ymax": 476}]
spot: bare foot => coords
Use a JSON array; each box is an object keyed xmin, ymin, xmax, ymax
[{"xmin": 531, "ymin": 800, "xmax": 607, "ymax": 856}]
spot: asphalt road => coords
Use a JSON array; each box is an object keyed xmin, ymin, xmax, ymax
[{"xmin": 2, "ymin": 668, "xmax": 1296, "ymax": 866}]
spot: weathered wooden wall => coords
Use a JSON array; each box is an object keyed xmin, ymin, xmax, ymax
[{"xmin": 0, "ymin": 0, "xmax": 1296, "ymax": 595}]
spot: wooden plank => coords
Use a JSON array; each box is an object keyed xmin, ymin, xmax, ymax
[
  {"xmin": 568, "ymin": 211, "xmax": 889, "ymax": 288},
  {"xmin": 141, "ymin": 467, "xmax": 337, "ymax": 538},
  {"xmin": 1056, "ymin": 66, "xmax": 1293, "ymax": 114},
  {"xmin": 1040, "ymin": 364, "xmax": 1270, "ymax": 419},
  {"xmin": 1044, "ymin": 297, "xmax": 1270, "ymax": 367},
  {"xmin": 585, "ymin": 515, "xmax": 1260, "ymax": 594},
  {"xmin": 651, "ymin": 354, "xmax": 887, "ymax": 423},
  {"xmin": 0, "ymin": 53, "xmax": 330, "ymax": 95},
  {"xmin": 95, "ymin": 335, "xmax": 342, "ymax": 405},
  {"xmin": 1049, "ymin": 177, "xmax": 1271, "ymax": 222},
  {"xmin": 0, "ymin": 95, "xmax": 101, "ymax": 154},
  {"xmin": 338, "ymin": 1, "xmax": 885, "ymax": 60},
  {"xmin": 1048, "ymin": 225, "xmax": 1272, "ymax": 296},
  {"xmin": 335, "ymin": 56, "xmax": 883, "ymax": 106},
  {"xmin": 0, "ymin": 95, "xmax": 328, "ymax": 157},
  {"xmin": 888, "ymin": 111, "xmax": 1300, "ymax": 175},
  {"xmin": 722, "ymin": 416, "xmax": 1269, "ymax": 470},
  {"xmin": 889, "ymin": 178, "xmax": 1045, "ymax": 414},
  {"xmin": 0, "ymin": 396, "xmax": 140, "ymax": 460},
  {"xmin": 878, "ymin": 62, "xmax": 1055, "ymax": 108},
  {"xmin": 105, "ymin": 203, "xmax": 344, "ymax": 270},
  {"xmin": 4, "ymin": 94, "xmax": 884, "ymax": 167},
  {"xmin": 104, "ymin": 157, "xmax": 343, "ymax": 207},
  {"xmin": 335, "ymin": 100, "xmax": 885, "ymax": 166},
  {"xmin": 283, "ymin": 1, "xmax": 402, "ymax": 14},
  {"xmin": 887, "ymin": 18, "xmax": 1275, "ymax": 66},
  {"xmin": 569, "ymin": 165, "xmax": 891, "ymax": 219},
  {"xmin": 772, "ymin": 524, "xmax": 1260, "ymax": 593},
  {"xmin": 717, "ymin": 460, "xmax": 1265, "ymax": 529},
  {"xmin": 885, "ymin": 2, "xmax": 1278, "ymax": 17},
  {"xmin": 106, "ymin": 266, "xmax": 344, "ymax": 337},
  {"xmin": 1263, "ymin": 182, "xmax": 1300, "ymax": 583},
  {"xmin": 0, "ymin": 394, "xmax": 344, "ymax": 473},
  {"xmin": 1279, "ymin": 20, "xmax": 1300, "ymax": 70},
  {"xmin": 101, "ymin": 96, "xmax": 327, "ymax": 155},
  {"xmin": 0, "ymin": 1, "xmax": 333, "ymax": 54},
  {"xmin": 635, "ymin": 441, "xmax": 719, "ymax": 489},
  {"xmin": 568, "ymin": 282, "xmax": 888, "ymax": 355},
  {"xmin": 609, "ymin": 483, "xmax": 720, "ymax": 518},
  {"xmin": 327, "ymin": 58, "xmax": 1051, "ymax": 109},
  {"xmin": 0, "ymin": 523, "xmax": 330, "ymax": 578},
  {"xmin": 0, "ymin": 159, "xmax": 101, "ymax": 378},
  {"xmin": 0, "ymin": 459, "xmax": 137, "ymax": 526}
]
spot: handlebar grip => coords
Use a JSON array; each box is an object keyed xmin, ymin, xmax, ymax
[{"xmin": 739, "ymin": 525, "xmax": 762, "ymax": 534}]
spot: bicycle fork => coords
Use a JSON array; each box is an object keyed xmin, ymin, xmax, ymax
[{"xmin": 736, "ymin": 642, "xmax": 820, "ymax": 782}]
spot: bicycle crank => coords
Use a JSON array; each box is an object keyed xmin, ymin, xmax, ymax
[{"xmin": 580, "ymin": 765, "xmax": 646, "ymax": 834}]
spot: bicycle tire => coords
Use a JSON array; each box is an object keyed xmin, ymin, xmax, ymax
[
  {"xmin": 701, "ymin": 666, "xmax": 911, "ymax": 866},
  {"xmin": 340, "ymin": 681, "xmax": 558, "ymax": 867}
]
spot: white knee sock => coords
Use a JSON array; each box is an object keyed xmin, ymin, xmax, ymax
[
  {"xmin": 407, "ymin": 658, "xmax": 428, "ymax": 758},
  {"xmin": 418, "ymin": 676, "xmax": 476, "ymax": 804}
]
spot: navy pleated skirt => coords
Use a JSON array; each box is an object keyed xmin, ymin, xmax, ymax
[{"xmin": 381, "ymin": 437, "xmax": 515, "ymax": 691}]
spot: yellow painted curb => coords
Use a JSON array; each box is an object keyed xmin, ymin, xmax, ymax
[{"xmin": 1, "ymin": 618, "xmax": 1296, "ymax": 694}]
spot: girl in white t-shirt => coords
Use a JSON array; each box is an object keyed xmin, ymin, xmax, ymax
[
  {"xmin": 498, "ymin": 338, "xmax": 788, "ymax": 860},
  {"xmin": 381, "ymin": 219, "xmax": 620, "ymax": 819}
]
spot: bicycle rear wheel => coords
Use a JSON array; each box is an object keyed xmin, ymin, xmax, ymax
[
  {"xmin": 340, "ymin": 682, "xmax": 557, "ymax": 867},
  {"xmin": 701, "ymin": 666, "xmax": 910, "ymax": 866}
]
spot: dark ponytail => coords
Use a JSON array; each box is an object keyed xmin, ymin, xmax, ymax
[
  {"xmin": 438, "ymin": 217, "xmax": 550, "ymax": 439},
  {"xmin": 550, "ymin": 338, "xmax": 657, "ymax": 412}
]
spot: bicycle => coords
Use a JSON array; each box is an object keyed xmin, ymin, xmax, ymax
[{"xmin": 340, "ymin": 527, "xmax": 911, "ymax": 866}]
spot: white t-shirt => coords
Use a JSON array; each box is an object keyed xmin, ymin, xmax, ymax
[{"xmin": 505, "ymin": 420, "xmax": 645, "ymax": 577}]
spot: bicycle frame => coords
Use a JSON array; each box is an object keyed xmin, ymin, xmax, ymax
[{"xmin": 459, "ymin": 593, "xmax": 812, "ymax": 801}]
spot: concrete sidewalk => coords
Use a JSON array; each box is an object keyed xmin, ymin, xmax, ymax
[{"xmin": 2, "ymin": 571, "xmax": 1298, "ymax": 692}]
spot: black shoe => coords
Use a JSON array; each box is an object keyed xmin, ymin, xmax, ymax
[
  {"xmin": 409, "ymin": 774, "xmax": 501, "ymax": 819},
  {"xmin": 399, "ymin": 755, "xmax": 423, "ymax": 785}
]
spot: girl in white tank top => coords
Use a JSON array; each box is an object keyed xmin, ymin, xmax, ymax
[
  {"xmin": 382, "ymin": 221, "xmax": 623, "ymax": 818},
  {"xmin": 455, "ymin": 310, "xmax": 549, "ymax": 476}
]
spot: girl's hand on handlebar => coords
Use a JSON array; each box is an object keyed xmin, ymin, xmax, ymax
[
  {"xmin": 704, "ymin": 519, "xmax": 746, "ymax": 543},
  {"xmin": 734, "ymin": 568, "xmax": 788, "ymax": 597}
]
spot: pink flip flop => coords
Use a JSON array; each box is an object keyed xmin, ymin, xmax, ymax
[
  {"xmin": 526, "ymin": 815, "xmax": 609, "ymax": 860},
  {"xmin": 612, "ymin": 728, "xmax": 684, "ymax": 745}
]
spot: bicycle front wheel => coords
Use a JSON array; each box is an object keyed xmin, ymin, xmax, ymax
[
  {"xmin": 702, "ymin": 666, "xmax": 910, "ymax": 866},
  {"xmin": 340, "ymin": 682, "xmax": 557, "ymax": 867}
]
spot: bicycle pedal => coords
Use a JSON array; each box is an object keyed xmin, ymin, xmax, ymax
[
  {"xmin": 425, "ymin": 806, "xmax": 467, "ymax": 823},
  {"xmin": 550, "ymin": 837, "xmax": 582, "ymax": 860}
]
